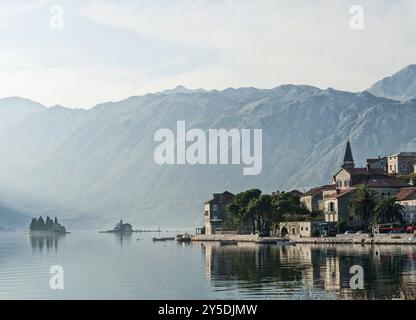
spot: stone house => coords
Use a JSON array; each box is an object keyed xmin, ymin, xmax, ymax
[
  {"xmin": 204, "ymin": 191, "xmax": 235, "ymax": 235},
  {"xmin": 367, "ymin": 156, "xmax": 387, "ymax": 171},
  {"xmin": 395, "ymin": 187, "xmax": 416, "ymax": 224},
  {"xmin": 387, "ymin": 152, "xmax": 416, "ymax": 175},
  {"xmin": 324, "ymin": 141, "xmax": 409, "ymax": 226},
  {"xmin": 323, "ymin": 188, "xmax": 355, "ymax": 224},
  {"xmin": 277, "ymin": 221, "xmax": 335, "ymax": 237},
  {"xmin": 301, "ymin": 185, "xmax": 336, "ymax": 213}
]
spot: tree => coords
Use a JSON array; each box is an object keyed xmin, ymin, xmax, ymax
[
  {"xmin": 335, "ymin": 219, "xmax": 348, "ymax": 233},
  {"xmin": 349, "ymin": 186, "xmax": 377, "ymax": 231},
  {"xmin": 29, "ymin": 218, "xmax": 36, "ymax": 231},
  {"xmin": 371, "ymin": 196, "xmax": 405, "ymax": 226},
  {"xmin": 272, "ymin": 192, "xmax": 310, "ymax": 221},
  {"xmin": 246, "ymin": 194, "xmax": 274, "ymax": 235},
  {"xmin": 46, "ymin": 216, "xmax": 53, "ymax": 230},
  {"xmin": 228, "ymin": 189, "xmax": 262, "ymax": 233}
]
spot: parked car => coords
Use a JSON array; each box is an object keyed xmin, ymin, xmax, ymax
[
  {"xmin": 374, "ymin": 223, "xmax": 405, "ymax": 234},
  {"xmin": 405, "ymin": 225, "xmax": 416, "ymax": 233},
  {"xmin": 390, "ymin": 229, "xmax": 403, "ymax": 234}
]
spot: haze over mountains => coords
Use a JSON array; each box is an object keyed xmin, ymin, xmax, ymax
[{"xmin": 1, "ymin": 65, "xmax": 416, "ymax": 229}]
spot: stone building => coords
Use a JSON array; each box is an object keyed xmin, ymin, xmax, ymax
[
  {"xmin": 301, "ymin": 185, "xmax": 334, "ymax": 213},
  {"xmin": 387, "ymin": 152, "xmax": 416, "ymax": 175},
  {"xmin": 277, "ymin": 221, "xmax": 334, "ymax": 237},
  {"xmin": 324, "ymin": 140, "xmax": 409, "ymax": 226},
  {"xmin": 396, "ymin": 187, "xmax": 416, "ymax": 224},
  {"xmin": 366, "ymin": 156, "xmax": 387, "ymax": 171},
  {"xmin": 204, "ymin": 191, "xmax": 235, "ymax": 235}
]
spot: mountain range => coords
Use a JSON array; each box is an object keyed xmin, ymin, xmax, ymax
[{"xmin": 1, "ymin": 65, "xmax": 416, "ymax": 229}]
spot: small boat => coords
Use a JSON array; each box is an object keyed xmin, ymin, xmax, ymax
[
  {"xmin": 276, "ymin": 239, "xmax": 296, "ymax": 246},
  {"xmin": 219, "ymin": 240, "xmax": 238, "ymax": 246},
  {"xmin": 152, "ymin": 237, "xmax": 175, "ymax": 242},
  {"xmin": 176, "ymin": 233, "xmax": 191, "ymax": 242}
]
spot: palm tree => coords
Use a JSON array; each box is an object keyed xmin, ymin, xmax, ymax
[
  {"xmin": 349, "ymin": 186, "xmax": 377, "ymax": 231},
  {"xmin": 371, "ymin": 196, "xmax": 405, "ymax": 226}
]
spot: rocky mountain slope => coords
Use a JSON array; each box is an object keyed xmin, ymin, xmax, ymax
[
  {"xmin": 0, "ymin": 67, "xmax": 415, "ymax": 228},
  {"xmin": 367, "ymin": 64, "xmax": 416, "ymax": 101}
]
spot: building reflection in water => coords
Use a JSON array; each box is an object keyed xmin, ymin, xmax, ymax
[
  {"xmin": 202, "ymin": 243, "xmax": 416, "ymax": 299},
  {"xmin": 30, "ymin": 234, "xmax": 65, "ymax": 253},
  {"xmin": 114, "ymin": 232, "xmax": 132, "ymax": 248}
]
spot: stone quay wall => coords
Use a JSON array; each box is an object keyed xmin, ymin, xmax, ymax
[
  {"xmin": 191, "ymin": 233, "xmax": 416, "ymax": 245},
  {"xmin": 191, "ymin": 234, "xmax": 260, "ymax": 242}
]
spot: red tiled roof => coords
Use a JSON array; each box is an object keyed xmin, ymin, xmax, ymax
[
  {"xmin": 302, "ymin": 186, "xmax": 323, "ymax": 197},
  {"xmin": 396, "ymin": 187, "xmax": 416, "ymax": 201},
  {"xmin": 359, "ymin": 176, "xmax": 410, "ymax": 188},
  {"xmin": 366, "ymin": 157, "xmax": 386, "ymax": 164},
  {"xmin": 325, "ymin": 188, "xmax": 356, "ymax": 200},
  {"xmin": 344, "ymin": 167, "xmax": 386, "ymax": 175},
  {"xmin": 302, "ymin": 184, "xmax": 335, "ymax": 196}
]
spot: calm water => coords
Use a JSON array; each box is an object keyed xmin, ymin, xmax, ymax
[{"xmin": 0, "ymin": 230, "xmax": 415, "ymax": 300}]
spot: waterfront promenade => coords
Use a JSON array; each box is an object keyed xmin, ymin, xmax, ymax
[{"xmin": 191, "ymin": 233, "xmax": 416, "ymax": 245}]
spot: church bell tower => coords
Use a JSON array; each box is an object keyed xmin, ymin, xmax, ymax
[{"xmin": 341, "ymin": 140, "xmax": 355, "ymax": 169}]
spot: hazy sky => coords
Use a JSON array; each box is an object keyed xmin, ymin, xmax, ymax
[{"xmin": 0, "ymin": 0, "xmax": 415, "ymax": 108}]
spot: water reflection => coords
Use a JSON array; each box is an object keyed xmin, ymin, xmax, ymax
[
  {"xmin": 202, "ymin": 243, "xmax": 416, "ymax": 299},
  {"xmin": 114, "ymin": 232, "xmax": 133, "ymax": 248},
  {"xmin": 29, "ymin": 234, "xmax": 65, "ymax": 253}
]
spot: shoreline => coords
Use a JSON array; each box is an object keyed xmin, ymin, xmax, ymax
[{"xmin": 191, "ymin": 233, "xmax": 416, "ymax": 245}]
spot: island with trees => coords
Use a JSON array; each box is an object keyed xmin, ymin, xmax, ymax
[{"xmin": 29, "ymin": 216, "xmax": 69, "ymax": 234}]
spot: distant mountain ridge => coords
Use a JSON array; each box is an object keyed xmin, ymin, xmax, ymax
[
  {"xmin": 0, "ymin": 65, "xmax": 415, "ymax": 228},
  {"xmin": 367, "ymin": 64, "xmax": 416, "ymax": 101}
]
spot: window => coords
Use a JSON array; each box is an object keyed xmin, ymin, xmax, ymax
[
  {"xmin": 212, "ymin": 204, "xmax": 218, "ymax": 211},
  {"xmin": 344, "ymin": 180, "xmax": 350, "ymax": 187},
  {"xmin": 401, "ymin": 163, "xmax": 408, "ymax": 171}
]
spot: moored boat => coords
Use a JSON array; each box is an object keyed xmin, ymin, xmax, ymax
[
  {"xmin": 176, "ymin": 233, "xmax": 191, "ymax": 242},
  {"xmin": 152, "ymin": 237, "xmax": 175, "ymax": 242}
]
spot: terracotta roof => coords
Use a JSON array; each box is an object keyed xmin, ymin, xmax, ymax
[
  {"xmin": 396, "ymin": 187, "xmax": 416, "ymax": 201},
  {"xmin": 360, "ymin": 176, "xmax": 410, "ymax": 188},
  {"xmin": 325, "ymin": 188, "xmax": 356, "ymax": 200},
  {"xmin": 344, "ymin": 167, "xmax": 386, "ymax": 175},
  {"xmin": 302, "ymin": 186, "xmax": 323, "ymax": 197},
  {"xmin": 367, "ymin": 157, "xmax": 386, "ymax": 164},
  {"xmin": 389, "ymin": 152, "xmax": 416, "ymax": 157},
  {"xmin": 322, "ymin": 184, "xmax": 336, "ymax": 190},
  {"xmin": 302, "ymin": 184, "xmax": 334, "ymax": 197},
  {"xmin": 204, "ymin": 191, "xmax": 234, "ymax": 204}
]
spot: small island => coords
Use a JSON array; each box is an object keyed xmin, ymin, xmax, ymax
[
  {"xmin": 29, "ymin": 216, "xmax": 69, "ymax": 234},
  {"xmin": 99, "ymin": 219, "xmax": 138, "ymax": 233}
]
